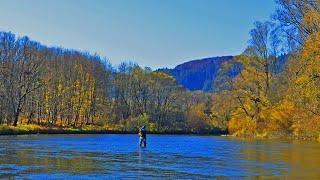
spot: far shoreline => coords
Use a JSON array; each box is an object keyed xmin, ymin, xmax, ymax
[{"xmin": 0, "ymin": 125, "xmax": 226, "ymax": 136}]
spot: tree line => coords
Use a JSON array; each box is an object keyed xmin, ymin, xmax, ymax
[{"xmin": 0, "ymin": 32, "xmax": 216, "ymax": 133}]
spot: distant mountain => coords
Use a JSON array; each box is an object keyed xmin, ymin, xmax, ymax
[
  {"xmin": 158, "ymin": 56, "xmax": 234, "ymax": 91},
  {"xmin": 159, "ymin": 54, "xmax": 288, "ymax": 92}
]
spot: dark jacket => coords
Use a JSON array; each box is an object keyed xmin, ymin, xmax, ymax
[{"xmin": 139, "ymin": 128, "xmax": 147, "ymax": 139}]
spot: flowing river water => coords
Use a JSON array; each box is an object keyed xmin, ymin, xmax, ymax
[{"xmin": 0, "ymin": 134, "xmax": 319, "ymax": 179}]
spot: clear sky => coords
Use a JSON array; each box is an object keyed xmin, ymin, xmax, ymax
[{"xmin": 0, "ymin": 0, "xmax": 276, "ymax": 69}]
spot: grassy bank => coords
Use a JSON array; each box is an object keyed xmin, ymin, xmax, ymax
[
  {"xmin": 0, "ymin": 124, "xmax": 225, "ymax": 136},
  {"xmin": 0, "ymin": 124, "xmax": 166, "ymax": 135},
  {"xmin": 0, "ymin": 125, "xmax": 123, "ymax": 135}
]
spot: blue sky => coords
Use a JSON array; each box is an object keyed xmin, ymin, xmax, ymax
[{"xmin": 0, "ymin": 0, "xmax": 276, "ymax": 69}]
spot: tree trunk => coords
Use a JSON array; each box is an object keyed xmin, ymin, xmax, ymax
[{"xmin": 13, "ymin": 112, "xmax": 19, "ymax": 126}]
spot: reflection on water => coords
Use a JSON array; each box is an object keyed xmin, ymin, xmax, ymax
[{"xmin": 0, "ymin": 134, "xmax": 319, "ymax": 179}]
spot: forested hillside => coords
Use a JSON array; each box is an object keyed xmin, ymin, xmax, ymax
[
  {"xmin": 0, "ymin": 0, "xmax": 320, "ymax": 140},
  {"xmin": 159, "ymin": 55, "xmax": 288, "ymax": 92},
  {"xmin": 159, "ymin": 56, "xmax": 234, "ymax": 91}
]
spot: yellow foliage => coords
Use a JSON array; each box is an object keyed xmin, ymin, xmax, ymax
[
  {"xmin": 151, "ymin": 71, "xmax": 176, "ymax": 81},
  {"xmin": 187, "ymin": 103, "xmax": 210, "ymax": 133},
  {"xmin": 265, "ymin": 100, "xmax": 296, "ymax": 136},
  {"xmin": 284, "ymin": 32, "xmax": 320, "ymax": 140},
  {"xmin": 302, "ymin": 10, "xmax": 320, "ymax": 35},
  {"xmin": 228, "ymin": 112, "xmax": 256, "ymax": 137}
]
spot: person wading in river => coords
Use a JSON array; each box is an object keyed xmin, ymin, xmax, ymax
[{"xmin": 139, "ymin": 126, "xmax": 147, "ymax": 147}]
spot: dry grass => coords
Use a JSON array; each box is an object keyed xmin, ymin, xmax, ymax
[{"xmin": 0, "ymin": 124, "xmax": 113, "ymax": 135}]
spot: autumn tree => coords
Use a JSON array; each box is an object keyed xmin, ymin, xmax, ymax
[
  {"xmin": 273, "ymin": 0, "xmax": 320, "ymax": 48},
  {"xmin": 0, "ymin": 32, "xmax": 44, "ymax": 126}
]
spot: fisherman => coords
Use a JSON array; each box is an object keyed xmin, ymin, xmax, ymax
[{"xmin": 139, "ymin": 125, "xmax": 147, "ymax": 147}]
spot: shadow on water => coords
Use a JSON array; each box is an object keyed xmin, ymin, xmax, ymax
[{"xmin": 0, "ymin": 134, "xmax": 319, "ymax": 179}]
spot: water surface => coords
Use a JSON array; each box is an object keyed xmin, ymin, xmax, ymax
[{"xmin": 0, "ymin": 134, "xmax": 319, "ymax": 179}]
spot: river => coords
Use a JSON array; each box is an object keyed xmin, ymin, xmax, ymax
[{"xmin": 0, "ymin": 134, "xmax": 319, "ymax": 179}]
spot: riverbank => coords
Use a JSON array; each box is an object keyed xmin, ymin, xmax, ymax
[
  {"xmin": 0, "ymin": 125, "xmax": 111, "ymax": 135},
  {"xmin": 1, "ymin": 125, "xmax": 319, "ymax": 142},
  {"xmin": 0, "ymin": 124, "xmax": 225, "ymax": 136}
]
